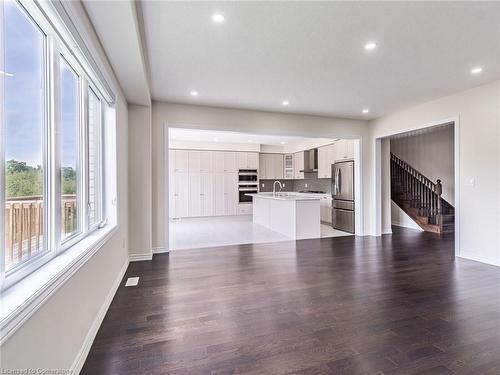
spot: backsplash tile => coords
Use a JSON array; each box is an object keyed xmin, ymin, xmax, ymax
[{"xmin": 259, "ymin": 173, "xmax": 331, "ymax": 194}]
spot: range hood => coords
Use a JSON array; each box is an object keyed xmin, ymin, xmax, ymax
[{"xmin": 300, "ymin": 148, "xmax": 318, "ymax": 173}]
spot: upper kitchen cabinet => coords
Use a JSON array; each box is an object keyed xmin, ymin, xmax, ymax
[
  {"xmin": 200, "ymin": 151, "xmax": 213, "ymax": 172},
  {"xmin": 188, "ymin": 151, "xmax": 201, "ymax": 172},
  {"xmin": 318, "ymin": 145, "xmax": 331, "ymax": 178},
  {"xmin": 334, "ymin": 139, "xmax": 355, "ymax": 161},
  {"xmin": 259, "ymin": 153, "xmax": 283, "ymax": 179},
  {"xmin": 172, "ymin": 150, "xmax": 189, "ymax": 172},
  {"xmin": 237, "ymin": 152, "xmax": 259, "ymax": 170},
  {"xmin": 247, "ymin": 152, "xmax": 259, "ymax": 169},
  {"xmin": 223, "ymin": 152, "xmax": 237, "ymax": 172},
  {"xmin": 214, "ymin": 151, "xmax": 225, "ymax": 173},
  {"xmin": 293, "ymin": 151, "xmax": 304, "ymax": 179},
  {"xmin": 284, "ymin": 154, "xmax": 294, "ymax": 179}
]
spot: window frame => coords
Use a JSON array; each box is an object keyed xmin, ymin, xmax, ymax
[
  {"xmin": 86, "ymin": 84, "xmax": 104, "ymax": 231},
  {"xmin": 0, "ymin": 0, "xmax": 109, "ymax": 290}
]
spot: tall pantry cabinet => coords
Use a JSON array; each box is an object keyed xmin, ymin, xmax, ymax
[{"xmin": 169, "ymin": 150, "xmax": 255, "ymax": 219}]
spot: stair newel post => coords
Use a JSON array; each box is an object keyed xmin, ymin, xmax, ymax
[{"xmin": 436, "ymin": 179, "xmax": 443, "ymax": 228}]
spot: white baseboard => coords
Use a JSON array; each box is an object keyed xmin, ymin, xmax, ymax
[
  {"xmin": 129, "ymin": 253, "xmax": 153, "ymax": 262},
  {"xmin": 152, "ymin": 246, "xmax": 169, "ymax": 254},
  {"xmin": 71, "ymin": 257, "xmax": 129, "ymax": 374}
]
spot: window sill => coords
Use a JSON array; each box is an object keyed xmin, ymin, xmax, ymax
[{"xmin": 0, "ymin": 224, "xmax": 118, "ymax": 345}]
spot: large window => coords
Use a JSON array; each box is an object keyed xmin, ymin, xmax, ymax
[
  {"xmin": 59, "ymin": 57, "xmax": 80, "ymax": 240},
  {"xmin": 3, "ymin": 0, "xmax": 46, "ymax": 271},
  {"xmin": 1, "ymin": 0, "xmax": 108, "ymax": 289}
]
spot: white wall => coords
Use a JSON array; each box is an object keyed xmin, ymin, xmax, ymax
[
  {"xmin": 391, "ymin": 201, "xmax": 424, "ymax": 231},
  {"xmin": 391, "ymin": 125, "xmax": 455, "ymax": 204},
  {"xmin": 372, "ymin": 80, "xmax": 500, "ymax": 266},
  {"xmin": 0, "ymin": 2, "xmax": 129, "ymax": 370},
  {"xmin": 152, "ymin": 102, "xmax": 374, "ymax": 249},
  {"xmin": 128, "ymin": 104, "xmax": 152, "ymax": 258}
]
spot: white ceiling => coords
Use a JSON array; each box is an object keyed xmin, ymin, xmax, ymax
[
  {"xmin": 169, "ymin": 128, "xmax": 325, "ymax": 146},
  {"xmin": 141, "ymin": 1, "xmax": 500, "ymax": 119}
]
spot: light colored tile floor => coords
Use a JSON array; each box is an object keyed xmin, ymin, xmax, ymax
[{"xmin": 169, "ymin": 215, "xmax": 352, "ymax": 251}]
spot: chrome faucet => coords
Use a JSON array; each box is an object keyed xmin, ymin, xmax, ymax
[{"xmin": 273, "ymin": 181, "xmax": 282, "ymax": 195}]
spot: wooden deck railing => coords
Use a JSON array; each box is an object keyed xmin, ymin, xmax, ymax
[{"xmin": 4, "ymin": 194, "xmax": 76, "ymax": 269}]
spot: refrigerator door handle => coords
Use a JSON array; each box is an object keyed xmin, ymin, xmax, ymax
[
  {"xmin": 338, "ymin": 168, "xmax": 342, "ymax": 194},
  {"xmin": 334, "ymin": 168, "xmax": 339, "ymax": 195}
]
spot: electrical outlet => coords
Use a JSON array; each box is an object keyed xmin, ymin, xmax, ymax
[
  {"xmin": 305, "ymin": 183, "xmax": 308, "ymax": 188},
  {"xmin": 283, "ymin": 183, "xmax": 286, "ymax": 188},
  {"xmin": 262, "ymin": 183, "xmax": 265, "ymax": 188}
]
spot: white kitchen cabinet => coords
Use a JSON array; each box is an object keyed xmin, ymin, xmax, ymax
[
  {"xmin": 320, "ymin": 196, "xmax": 332, "ymax": 223},
  {"xmin": 173, "ymin": 150, "xmax": 189, "ymax": 172},
  {"xmin": 318, "ymin": 146, "xmax": 329, "ymax": 178},
  {"xmin": 284, "ymin": 154, "xmax": 294, "ymax": 179},
  {"xmin": 224, "ymin": 152, "xmax": 237, "ymax": 172},
  {"xmin": 294, "ymin": 152, "xmax": 304, "ymax": 179},
  {"xmin": 259, "ymin": 153, "xmax": 284, "ymax": 179},
  {"xmin": 173, "ymin": 172, "xmax": 189, "ymax": 218},
  {"xmin": 247, "ymin": 153, "xmax": 259, "ymax": 169},
  {"xmin": 237, "ymin": 204, "xmax": 252, "ymax": 215},
  {"xmin": 334, "ymin": 140, "xmax": 354, "ymax": 161},
  {"xmin": 237, "ymin": 152, "xmax": 247, "ymax": 170},
  {"xmin": 200, "ymin": 151, "xmax": 213, "ymax": 172},
  {"xmin": 214, "ymin": 151, "xmax": 225, "ymax": 173},
  {"xmin": 237, "ymin": 152, "xmax": 259, "ymax": 170},
  {"xmin": 214, "ymin": 172, "xmax": 225, "ymax": 216},
  {"xmin": 273, "ymin": 154, "xmax": 284, "ymax": 179},
  {"xmin": 188, "ymin": 172, "xmax": 201, "ymax": 217},
  {"xmin": 223, "ymin": 172, "xmax": 238, "ymax": 215},
  {"xmin": 200, "ymin": 172, "xmax": 214, "ymax": 216},
  {"xmin": 188, "ymin": 151, "xmax": 201, "ymax": 172}
]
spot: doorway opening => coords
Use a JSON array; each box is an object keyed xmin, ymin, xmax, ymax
[
  {"xmin": 375, "ymin": 119, "xmax": 458, "ymax": 253},
  {"xmin": 166, "ymin": 128, "xmax": 360, "ymax": 251}
]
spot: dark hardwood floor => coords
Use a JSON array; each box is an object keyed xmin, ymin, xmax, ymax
[{"xmin": 82, "ymin": 228, "xmax": 500, "ymax": 374}]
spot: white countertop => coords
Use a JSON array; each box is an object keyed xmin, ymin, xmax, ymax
[{"xmin": 246, "ymin": 192, "xmax": 325, "ymax": 201}]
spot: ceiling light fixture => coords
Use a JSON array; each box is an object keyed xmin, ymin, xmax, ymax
[
  {"xmin": 362, "ymin": 108, "xmax": 370, "ymax": 114},
  {"xmin": 0, "ymin": 71, "xmax": 14, "ymax": 77},
  {"xmin": 470, "ymin": 67, "xmax": 483, "ymax": 75},
  {"xmin": 282, "ymin": 100, "xmax": 289, "ymax": 106},
  {"xmin": 190, "ymin": 90, "xmax": 199, "ymax": 97},
  {"xmin": 364, "ymin": 42, "xmax": 377, "ymax": 51},
  {"xmin": 280, "ymin": 141, "xmax": 286, "ymax": 145},
  {"xmin": 212, "ymin": 13, "xmax": 225, "ymax": 23},
  {"xmin": 213, "ymin": 138, "xmax": 219, "ymax": 142},
  {"xmin": 247, "ymin": 139, "xmax": 253, "ymax": 143}
]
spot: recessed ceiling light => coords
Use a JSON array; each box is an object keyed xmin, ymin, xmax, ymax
[
  {"xmin": 190, "ymin": 90, "xmax": 198, "ymax": 97},
  {"xmin": 282, "ymin": 100, "xmax": 289, "ymax": 106},
  {"xmin": 471, "ymin": 67, "xmax": 483, "ymax": 75},
  {"xmin": 362, "ymin": 108, "xmax": 370, "ymax": 114},
  {"xmin": 213, "ymin": 137, "xmax": 219, "ymax": 142},
  {"xmin": 364, "ymin": 42, "xmax": 377, "ymax": 51},
  {"xmin": 212, "ymin": 13, "xmax": 225, "ymax": 23},
  {"xmin": 247, "ymin": 139, "xmax": 253, "ymax": 143},
  {"xmin": 280, "ymin": 141, "xmax": 286, "ymax": 145}
]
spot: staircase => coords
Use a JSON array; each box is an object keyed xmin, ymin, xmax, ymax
[{"xmin": 391, "ymin": 153, "xmax": 454, "ymax": 234}]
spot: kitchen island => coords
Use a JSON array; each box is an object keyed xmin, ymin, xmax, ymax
[{"xmin": 246, "ymin": 193, "xmax": 321, "ymax": 240}]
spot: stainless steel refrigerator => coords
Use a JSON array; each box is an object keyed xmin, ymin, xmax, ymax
[{"xmin": 331, "ymin": 161, "xmax": 355, "ymax": 233}]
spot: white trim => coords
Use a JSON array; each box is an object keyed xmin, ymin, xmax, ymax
[
  {"xmin": 0, "ymin": 225, "xmax": 117, "ymax": 345},
  {"xmin": 152, "ymin": 246, "xmax": 168, "ymax": 254},
  {"xmin": 129, "ymin": 253, "xmax": 153, "ymax": 262},
  {"xmin": 71, "ymin": 256, "xmax": 128, "ymax": 374}
]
